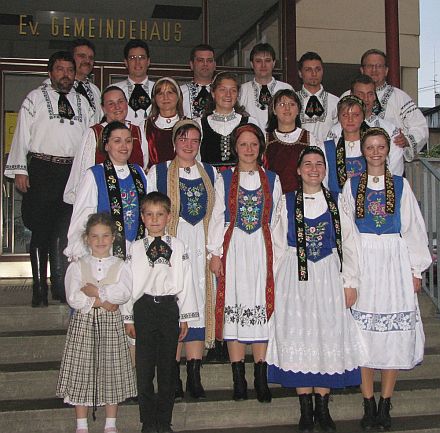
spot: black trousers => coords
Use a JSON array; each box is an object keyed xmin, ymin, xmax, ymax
[{"xmin": 134, "ymin": 294, "xmax": 179, "ymax": 427}]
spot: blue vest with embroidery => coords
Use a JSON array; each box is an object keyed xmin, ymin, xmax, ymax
[
  {"xmin": 324, "ymin": 139, "xmax": 366, "ymax": 193},
  {"xmin": 285, "ymin": 191, "xmax": 337, "ymax": 262},
  {"xmin": 221, "ymin": 169, "xmax": 276, "ymax": 235},
  {"xmin": 350, "ymin": 175, "xmax": 403, "ymax": 234},
  {"xmin": 91, "ymin": 164, "xmax": 146, "ymax": 242},
  {"xmin": 155, "ymin": 162, "xmax": 215, "ymax": 226}
]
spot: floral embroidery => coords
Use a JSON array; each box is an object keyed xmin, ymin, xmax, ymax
[
  {"xmin": 180, "ymin": 180, "xmax": 206, "ymax": 216},
  {"xmin": 121, "ymin": 187, "xmax": 138, "ymax": 231},
  {"xmin": 237, "ymin": 187, "xmax": 263, "ymax": 232},
  {"xmin": 224, "ymin": 303, "xmax": 267, "ymax": 327},
  {"xmin": 351, "ymin": 309, "xmax": 418, "ymax": 332},
  {"xmin": 367, "ymin": 192, "xmax": 387, "ymax": 227},
  {"xmin": 305, "ymin": 221, "xmax": 329, "ymax": 259},
  {"xmin": 346, "ymin": 158, "xmax": 364, "ymax": 178}
]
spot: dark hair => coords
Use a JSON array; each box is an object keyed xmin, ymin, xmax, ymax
[
  {"xmin": 101, "ymin": 85, "xmax": 127, "ymax": 106},
  {"xmin": 123, "ymin": 39, "xmax": 150, "ymax": 59},
  {"xmin": 47, "ymin": 51, "xmax": 75, "ymax": 72},
  {"xmin": 360, "ymin": 127, "xmax": 390, "ymax": 155},
  {"xmin": 231, "ymin": 123, "xmax": 266, "ymax": 165},
  {"xmin": 84, "ymin": 212, "xmax": 116, "ymax": 236},
  {"xmin": 140, "ymin": 191, "xmax": 171, "ymax": 213},
  {"xmin": 350, "ymin": 74, "xmax": 375, "ymax": 93},
  {"xmin": 206, "ymin": 71, "xmax": 245, "ymax": 115},
  {"xmin": 149, "ymin": 77, "xmax": 184, "ymax": 119},
  {"xmin": 337, "ymin": 95, "xmax": 366, "ymax": 119},
  {"xmin": 250, "ymin": 43, "xmax": 276, "ymax": 62},
  {"xmin": 297, "ymin": 145, "xmax": 326, "ymax": 168},
  {"xmin": 190, "ymin": 44, "xmax": 215, "ymax": 61},
  {"xmin": 360, "ymin": 49, "xmax": 387, "ymax": 67},
  {"xmin": 266, "ymin": 89, "xmax": 301, "ymax": 132},
  {"xmin": 99, "ymin": 121, "xmax": 130, "ymax": 154},
  {"xmin": 298, "ymin": 51, "xmax": 323, "ymax": 70},
  {"xmin": 70, "ymin": 38, "xmax": 96, "ymax": 56}
]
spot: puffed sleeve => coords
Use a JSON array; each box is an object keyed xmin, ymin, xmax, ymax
[
  {"xmin": 400, "ymin": 179, "xmax": 432, "ymax": 278},
  {"xmin": 270, "ymin": 174, "xmax": 283, "ymax": 229},
  {"xmin": 65, "ymin": 261, "xmax": 95, "ymax": 313},
  {"xmin": 207, "ymin": 172, "xmax": 226, "ymax": 257},
  {"xmin": 338, "ymin": 194, "xmax": 361, "ymax": 288},
  {"xmin": 272, "ymin": 194, "xmax": 288, "ymax": 269},
  {"xmin": 146, "ymin": 163, "xmax": 158, "ymax": 193},
  {"xmin": 64, "ymin": 169, "xmax": 98, "ymax": 260},
  {"xmin": 99, "ymin": 260, "xmax": 132, "ymax": 305},
  {"xmin": 139, "ymin": 121, "xmax": 149, "ymax": 170}
]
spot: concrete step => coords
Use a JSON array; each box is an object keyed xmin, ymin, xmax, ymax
[
  {"xmin": 2, "ymin": 351, "xmax": 440, "ymax": 401},
  {"xmin": 1, "ymin": 388, "xmax": 439, "ymax": 433}
]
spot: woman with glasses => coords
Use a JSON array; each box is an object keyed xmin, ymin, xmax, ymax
[{"xmin": 264, "ymin": 89, "xmax": 321, "ymax": 194}]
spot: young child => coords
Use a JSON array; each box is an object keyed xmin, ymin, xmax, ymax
[
  {"xmin": 121, "ymin": 192, "xmax": 199, "ymax": 433},
  {"xmin": 56, "ymin": 212, "xmax": 136, "ymax": 433}
]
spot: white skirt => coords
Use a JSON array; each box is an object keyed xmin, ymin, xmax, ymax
[
  {"xmin": 351, "ymin": 233, "xmax": 425, "ymax": 369},
  {"xmin": 266, "ymin": 248, "xmax": 365, "ymax": 374},
  {"xmin": 223, "ymin": 227, "xmax": 269, "ymax": 342}
]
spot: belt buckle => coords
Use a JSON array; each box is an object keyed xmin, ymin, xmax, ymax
[{"xmin": 153, "ymin": 296, "xmax": 160, "ymax": 304}]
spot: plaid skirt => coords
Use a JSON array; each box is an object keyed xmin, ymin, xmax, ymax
[{"xmin": 56, "ymin": 308, "xmax": 137, "ymax": 406}]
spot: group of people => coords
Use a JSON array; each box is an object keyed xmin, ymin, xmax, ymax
[{"xmin": 4, "ymin": 36, "xmax": 431, "ymax": 433}]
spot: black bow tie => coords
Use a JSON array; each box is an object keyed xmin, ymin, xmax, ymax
[
  {"xmin": 193, "ymin": 85, "xmax": 212, "ymax": 116},
  {"xmin": 258, "ymin": 84, "xmax": 271, "ymax": 110},
  {"xmin": 305, "ymin": 95, "xmax": 324, "ymax": 118},
  {"xmin": 146, "ymin": 236, "xmax": 172, "ymax": 266},
  {"xmin": 75, "ymin": 81, "xmax": 93, "ymax": 107},
  {"xmin": 129, "ymin": 83, "xmax": 151, "ymax": 114},
  {"xmin": 372, "ymin": 92, "xmax": 383, "ymax": 115},
  {"xmin": 57, "ymin": 92, "xmax": 74, "ymax": 120}
]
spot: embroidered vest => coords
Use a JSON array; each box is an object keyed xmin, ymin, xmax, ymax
[
  {"xmin": 350, "ymin": 175, "xmax": 403, "ymax": 234},
  {"xmin": 91, "ymin": 123, "xmax": 144, "ymax": 167},
  {"xmin": 221, "ymin": 169, "xmax": 276, "ymax": 234},
  {"xmin": 145, "ymin": 117, "xmax": 175, "ymax": 169},
  {"xmin": 91, "ymin": 164, "xmax": 146, "ymax": 242},
  {"xmin": 264, "ymin": 130, "xmax": 309, "ymax": 193},
  {"xmin": 199, "ymin": 115, "xmax": 249, "ymax": 169},
  {"xmin": 286, "ymin": 191, "xmax": 337, "ymax": 262},
  {"xmin": 324, "ymin": 139, "xmax": 366, "ymax": 193}
]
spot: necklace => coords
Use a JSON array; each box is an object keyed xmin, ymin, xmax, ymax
[
  {"xmin": 212, "ymin": 110, "xmax": 236, "ymax": 122},
  {"xmin": 278, "ymin": 128, "xmax": 296, "ymax": 139}
]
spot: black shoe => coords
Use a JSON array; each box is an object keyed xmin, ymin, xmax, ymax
[
  {"xmin": 157, "ymin": 423, "xmax": 174, "ymax": 433},
  {"xmin": 231, "ymin": 361, "xmax": 248, "ymax": 400},
  {"xmin": 205, "ymin": 340, "xmax": 229, "ymax": 363},
  {"xmin": 41, "ymin": 283, "xmax": 49, "ymax": 307},
  {"xmin": 360, "ymin": 396, "xmax": 377, "ymax": 430},
  {"xmin": 31, "ymin": 283, "xmax": 42, "ymax": 308},
  {"xmin": 298, "ymin": 393, "xmax": 314, "ymax": 432},
  {"xmin": 253, "ymin": 361, "xmax": 272, "ymax": 403},
  {"xmin": 186, "ymin": 359, "xmax": 206, "ymax": 399},
  {"xmin": 314, "ymin": 393, "xmax": 336, "ymax": 431},
  {"xmin": 376, "ymin": 396, "xmax": 392, "ymax": 431},
  {"xmin": 175, "ymin": 361, "xmax": 184, "ymax": 401},
  {"xmin": 141, "ymin": 423, "xmax": 157, "ymax": 433}
]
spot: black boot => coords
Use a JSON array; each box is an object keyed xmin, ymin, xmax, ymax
[
  {"xmin": 174, "ymin": 361, "xmax": 184, "ymax": 401},
  {"xmin": 253, "ymin": 361, "xmax": 272, "ymax": 403},
  {"xmin": 298, "ymin": 393, "xmax": 314, "ymax": 432},
  {"xmin": 376, "ymin": 396, "xmax": 392, "ymax": 431},
  {"xmin": 186, "ymin": 359, "xmax": 206, "ymax": 399},
  {"xmin": 30, "ymin": 243, "xmax": 48, "ymax": 307},
  {"xmin": 360, "ymin": 396, "xmax": 377, "ymax": 430},
  {"xmin": 231, "ymin": 361, "xmax": 248, "ymax": 400},
  {"xmin": 206, "ymin": 340, "xmax": 229, "ymax": 363},
  {"xmin": 314, "ymin": 393, "xmax": 336, "ymax": 431},
  {"xmin": 49, "ymin": 234, "xmax": 68, "ymax": 303}
]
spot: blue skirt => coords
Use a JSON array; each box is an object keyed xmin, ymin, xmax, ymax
[
  {"xmin": 182, "ymin": 327, "xmax": 205, "ymax": 342},
  {"xmin": 268, "ymin": 364, "xmax": 361, "ymax": 389}
]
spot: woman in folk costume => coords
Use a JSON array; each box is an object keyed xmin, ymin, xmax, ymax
[
  {"xmin": 65, "ymin": 121, "xmax": 147, "ymax": 261},
  {"xmin": 263, "ymin": 88, "xmax": 322, "ymax": 194},
  {"xmin": 57, "ymin": 212, "xmax": 136, "ymax": 433},
  {"xmin": 146, "ymin": 119, "xmax": 216, "ymax": 400},
  {"xmin": 266, "ymin": 146, "xmax": 365, "ymax": 432},
  {"xmin": 342, "ymin": 128, "xmax": 431, "ymax": 430},
  {"xmin": 324, "ymin": 95, "xmax": 370, "ymax": 194},
  {"xmin": 198, "ymin": 71, "xmax": 259, "ymax": 171},
  {"xmin": 208, "ymin": 123, "xmax": 282, "ymax": 403},
  {"xmin": 145, "ymin": 77, "xmax": 184, "ymax": 169}
]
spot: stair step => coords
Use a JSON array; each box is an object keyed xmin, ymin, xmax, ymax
[{"xmin": 1, "ymin": 389, "xmax": 439, "ymax": 433}]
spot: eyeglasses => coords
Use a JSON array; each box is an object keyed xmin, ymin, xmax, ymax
[
  {"xmin": 128, "ymin": 55, "xmax": 148, "ymax": 61},
  {"xmin": 276, "ymin": 102, "xmax": 297, "ymax": 108},
  {"xmin": 362, "ymin": 64, "xmax": 387, "ymax": 70}
]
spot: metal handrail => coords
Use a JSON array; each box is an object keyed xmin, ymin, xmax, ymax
[{"xmin": 405, "ymin": 158, "xmax": 440, "ymax": 312}]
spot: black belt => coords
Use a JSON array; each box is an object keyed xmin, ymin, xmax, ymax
[
  {"xmin": 144, "ymin": 294, "xmax": 177, "ymax": 304},
  {"xmin": 30, "ymin": 152, "xmax": 74, "ymax": 165}
]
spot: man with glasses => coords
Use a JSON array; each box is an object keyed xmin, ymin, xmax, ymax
[
  {"xmin": 114, "ymin": 39, "xmax": 155, "ymax": 126},
  {"xmin": 181, "ymin": 44, "xmax": 216, "ymax": 119},
  {"xmin": 359, "ymin": 48, "xmax": 428, "ymax": 153}
]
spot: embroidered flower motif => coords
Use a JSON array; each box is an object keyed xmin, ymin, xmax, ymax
[
  {"xmin": 346, "ymin": 159, "xmax": 364, "ymax": 178},
  {"xmin": 351, "ymin": 309, "xmax": 417, "ymax": 332},
  {"xmin": 180, "ymin": 180, "xmax": 206, "ymax": 217},
  {"xmin": 305, "ymin": 221, "xmax": 328, "ymax": 259},
  {"xmin": 121, "ymin": 185, "xmax": 138, "ymax": 230},
  {"xmin": 238, "ymin": 187, "xmax": 263, "ymax": 232},
  {"xmin": 224, "ymin": 303, "xmax": 267, "ymax": 327},
  {"xmin": 367, "ymin": 192, "xmax": 387, "ymax": 227}
]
